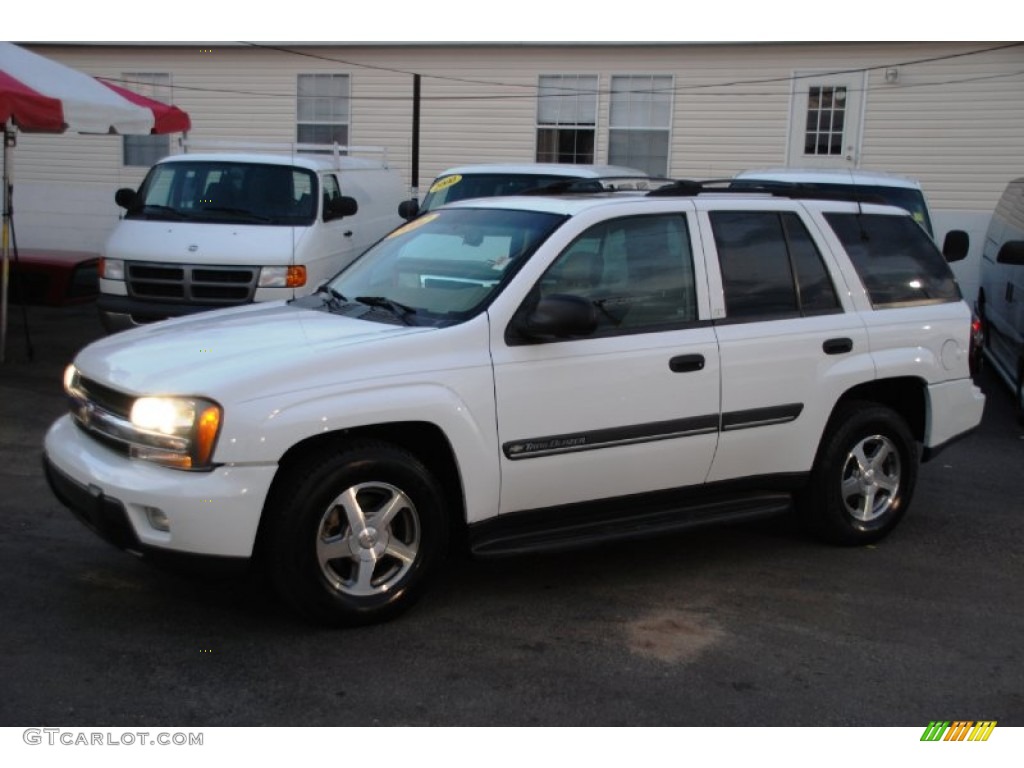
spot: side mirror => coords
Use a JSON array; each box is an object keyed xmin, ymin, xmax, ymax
[
  {"xmin": 511, "ymin": 294, "xmax": 597, "ymax": 342},
  {"xmin": 324, "ymin": 195, "xmax": 358, "ymax": 222},
  {"xmin": 114, "ymin": 188, "xmax": 138, "ymax": 210},
  {"xmin": 942, "ymin": 230, "xmax": 969, "ymax": 262},
  {"xmin": 996, "ymin": 240, "xmax": 1024, "ymax": 266},
  {"xmin": 398, "ymin": 199, "xmax": 420, "ymax": 220}
]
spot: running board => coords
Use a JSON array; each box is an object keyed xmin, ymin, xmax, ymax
[{"xmin": 468, "ymin": 487, "xmax": 796, "ymax": 557}]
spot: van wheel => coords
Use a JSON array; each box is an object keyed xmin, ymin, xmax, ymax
[
  {"xmin": 265, "ymin": 440, "xmax": 448, "ymax": 627},
  {"xmin": 799, "ymin": 402, "xmax": 918, "ymax": 546}
]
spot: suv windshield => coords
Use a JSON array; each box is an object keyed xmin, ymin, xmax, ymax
[
  {"xmin": 325, "ymin": 207, "xmax": 565, "ymax": 325},
  {"xmin": 730, "ymin": 180, "xmax": 934, "ymax": 236},
  {"xmin": 127, "ymin": 161, "xmax": 318, "ymax": 225},
  {"xmin": 420, "ymin": 173, "xmax": 585, "ymax": 213}
]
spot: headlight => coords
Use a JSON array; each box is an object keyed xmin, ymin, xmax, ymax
[
  {"xmin": 99, "ymin": 258, "xmax": 125, "ymax": 280},
  {"xmin": 129, "ymin": 396, "xmax": 222, "ymax": 469},
  {"xmin": 64, "ymin": 367, "xmax": 222, "ymax": 471},
  {"xmin": 259, "ymin": 265, "xmax": 306, "ymax": 288}
]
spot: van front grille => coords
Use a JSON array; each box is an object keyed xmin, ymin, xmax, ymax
[{"xmin": 126, "ymin": 262, "xmax": 259, "ymax": 305}]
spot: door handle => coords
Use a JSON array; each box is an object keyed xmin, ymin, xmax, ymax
[
  {"xmin": 343, "ymin": 230, "xmax": 354, "ymax": 237},
  {"xmin": 823, "ymin": 337, "xmax": 853, "ymax": 355},
  {"xmin": 669, "ymin": 354, "xmax": 705, "ymax": 373}
]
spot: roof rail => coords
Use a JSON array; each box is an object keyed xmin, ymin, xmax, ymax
[
  {"xmin": 177, "ymin": 138, "xmax": 389, "ymax": 166},
  {"xmin": 646, "ymin": 178, "xmax": 888, "ymax": 204}
]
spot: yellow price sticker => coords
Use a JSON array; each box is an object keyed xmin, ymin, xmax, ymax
[
  {"xmin": 429, "ymin": 174, "xmax": 462, "ymax": 193},
  {"xmin": 386, "ymin": 212, "xmax": 440, "ymax": 239}
]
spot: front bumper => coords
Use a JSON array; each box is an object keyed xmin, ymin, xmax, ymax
[{"xmin": 44, "ymin": 415, "xmax": 278, "ymax": 559}]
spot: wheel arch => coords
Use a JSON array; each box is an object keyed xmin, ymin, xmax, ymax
[
  {"xmin": 830, "ymin": 377, "xmax": 928, "ymax": 444},
  {"xmin": 254, "ymin": 421, "xmax": 468, "ymax": 561}
]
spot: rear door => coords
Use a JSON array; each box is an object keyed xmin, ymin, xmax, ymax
[{"xmin": 697, "ymin": 201, "xmax": 873, "ymax": 481}]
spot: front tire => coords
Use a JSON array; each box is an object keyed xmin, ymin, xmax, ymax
[
  {"xmin": 800, "ymin": 402, "xmax": 918, "ymax": 545},
  {"xmin": 264, "ymin": 440, "xmax": 449, "ymax": 627}
]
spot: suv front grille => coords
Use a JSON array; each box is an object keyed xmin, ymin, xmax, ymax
[{"xmin": 126, "ymin": 262, "xmax": 258, "ymax": 305}]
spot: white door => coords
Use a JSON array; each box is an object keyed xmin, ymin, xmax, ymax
[
  {"xmin": 788, "ymin": 71, "xmax": 866, "ymax": 168},
  {"xmin": 490, "ymin": 212, "xmax": 721, "ymax": 514}
]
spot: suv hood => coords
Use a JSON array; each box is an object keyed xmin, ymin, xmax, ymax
[
  {"xmin": 105, "ymin": 220, "xmax": 308, "ymax": 266},
  {"xmin": 74, "ymin": 301, "xmax": 430, "ymax": 396}
]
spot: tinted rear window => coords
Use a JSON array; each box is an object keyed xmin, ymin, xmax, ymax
[{"xmin": 824, "ymin": 213, "xmax": 960, "ymax": 307}]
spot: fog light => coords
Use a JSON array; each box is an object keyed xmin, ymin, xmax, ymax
[{"xmin": 144, "ymin": 506, "xmax": 169, "ymax": 532}]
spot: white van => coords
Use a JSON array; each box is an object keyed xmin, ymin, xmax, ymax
[
  {"xmin": 99, "ymin": 143, "xmax": 406, "ymax": 331},
  {"xmin": 399, "ymin": 163, "xmax": 653, "ymax": 219},
  {"xmin": 977, "ymin": 178, "xmax": 1024, "ymax": 419}
]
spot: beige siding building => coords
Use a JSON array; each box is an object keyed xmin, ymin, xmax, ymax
[{"xmin": 9, "ymin": 41, "xmax": 1024, "ymax": 297}]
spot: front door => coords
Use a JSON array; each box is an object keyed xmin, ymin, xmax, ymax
[{"xmin": 490, "ymin": 211, "xmax": 721, "ymax": 514}]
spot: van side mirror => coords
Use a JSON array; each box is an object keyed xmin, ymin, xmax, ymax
[
  {"xmin": 398, "ymin": 199, "xmax": 420, "ymax": 220},
  {"xmin": 114, "ymin": 188, "xmax": 138, "ymax": 210},
  {"xmin": 996, "ymin": 240, "xmax": 1024, "ymax": 266},
  {"xmin": 324, "ymin": 195, "xmax": 358, "ymax": 222},
  {"xmin": 942, "ymin": 230, "xmax": 969, "ymax": 262}
]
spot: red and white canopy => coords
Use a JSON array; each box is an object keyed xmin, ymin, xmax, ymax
[{"xmin": 0, "ymin": 41, "xmax": 190, "ymax": 135}]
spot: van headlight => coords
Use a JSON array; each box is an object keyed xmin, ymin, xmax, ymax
[
  {"xmin": 128, "ymin": 396, "xmax": 222, "ymax": 469},
  {"xmin": 259, "ymin": 265, "xmax": 307, "ymax": 288},
  {"xmin": 99, "ymin": 258, "xmax": 125, "ymax": 280}
]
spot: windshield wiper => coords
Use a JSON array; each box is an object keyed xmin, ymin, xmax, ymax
[
  {"xmin": 354, "ymin": 296, "xmax": 417, "ymax": 325},
  {"xmin": 199, "ymin": 206, "xmax": 271, "ymax": 223},
  {"xmin": 137, "ymin": 204, "xmax": 186, "ymax": 220},
  {"xmin": 317, "ymin": 285, "xmax": 348, "ymax": 305}
]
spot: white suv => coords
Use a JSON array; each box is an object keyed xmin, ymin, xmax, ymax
[{"xmin": 44, "ymin": 183, "xmax": 986, "ymax": 626}]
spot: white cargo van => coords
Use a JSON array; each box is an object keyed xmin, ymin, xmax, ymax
[
  {"xmin": 99, "ymin": 143, "xmax": 405, "ymax": 331},
  {"xmin": 399, "ymin": 163, "xmax": 653, "ymax": 219},
  {"xmin": 977, "ymin": 177, "xmax": 1024, "ymax": 419}
]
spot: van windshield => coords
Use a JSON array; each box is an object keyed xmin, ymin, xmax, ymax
[
  {"xmin": 420, "ymin": 173, "xmax": 584, "ymax": 213},
  {"xmin": 127, "ymin": 161, "xmax": 318, "ymax": 225},
  {"xmin": 321, "ymin": 207, "xmax": 565, "ymax": 326}
]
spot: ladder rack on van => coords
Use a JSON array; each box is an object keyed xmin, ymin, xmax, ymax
[{"xmin": 177, "ymin": 138, "xmax": 389, "ymax": 166}]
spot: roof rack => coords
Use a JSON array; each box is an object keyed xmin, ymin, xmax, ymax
[
  {"xmin": 177, "ymin": 138, "xmax": 389, "ymax": 166},
  {"xmin": 646, "ymin": 178, "xmax": 888, "ymax": 204}
]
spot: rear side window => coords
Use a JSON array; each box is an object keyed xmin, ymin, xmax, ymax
[
  {"xmin": 825, "ymin": 213, "xmax": 960, "ymax": 307},
  {"xmin": 710, "ymin": 211, "xmax": 840, "ymax": 320}
]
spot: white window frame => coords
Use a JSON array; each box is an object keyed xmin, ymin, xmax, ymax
[
  {"xmin": 121, "ymin": 72, "xmax": 171, "ymax": 168},
  {"xmin": 297, "ymin": 73, "xmax": 350, "ymax": 146},
  {"xmin": 608, "ymin": 74, "xmax": 674, "ymax": 177},
  {"xmin": 787, "ymin": 70, "xmax": 867, "ymax": 168},
  {"xmin": 536, "ymin": 74, "xmax": 598, "ymax": 164}
]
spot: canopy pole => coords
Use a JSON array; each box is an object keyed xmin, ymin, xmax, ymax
[{"xmin": 1, "ymin": 123, "xmax": 13, "ymax": 365}]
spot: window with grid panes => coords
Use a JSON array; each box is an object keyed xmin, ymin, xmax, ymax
[
  {"xmin": 536, "ymin": 75, "xmax": 597, "ymax": 164},
  {"xmin": 297, "ymin": 74, "xmax": 350, "ymax": 146},
  {"xmin": 122, "ymin": 73, "xmax": 171, "ymax": 167},
  {"xmin": 608, "ymin": 75, "xmax": 672, "ymax": 177}
]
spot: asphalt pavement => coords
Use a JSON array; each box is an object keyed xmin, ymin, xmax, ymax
[{"xmin": 0, "ymin": 302, "xmax": 1021, "ymax": 726}]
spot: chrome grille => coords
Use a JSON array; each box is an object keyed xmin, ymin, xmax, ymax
[{"xmin": 126, "ymin": 262, "xmax": 258, "ymax": 305}]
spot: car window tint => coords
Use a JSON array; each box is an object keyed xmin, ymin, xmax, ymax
[
  {"xmin": 824, "ymin": 213, "xmax": 960, "ymax": 307},
  {"xmin": 538, "ymin": 214, "xmax": 697, "ymax": 333},
  {"xmin": 782, "ymin": 213, "xmax": 840, "ymax": 314},
  {"xmin": 712, "ymin": 211, "xmax": 799, "ymax": 319},
  {"xmin": 712, "ymin": 211, "xmax": 841, "ymax": 320}
]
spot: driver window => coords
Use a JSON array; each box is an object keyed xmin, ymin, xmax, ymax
[
  {"xmin": 539, "ymin": 214, "xmax": 697, "ymax": 333},
  {"xmin": 322, "ymin": 174, "xmax": 342, "ymax": 219}
]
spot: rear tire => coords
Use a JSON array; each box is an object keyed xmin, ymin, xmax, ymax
[
  {"xmin": 800, "ymin": 402, "xmax": 918, "ymax": 546},
  {"xmin": 263, "ymin": 440, "xmax": 449, "ymax": 627}
]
